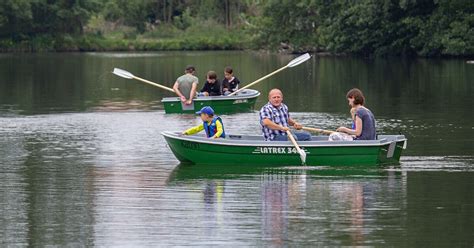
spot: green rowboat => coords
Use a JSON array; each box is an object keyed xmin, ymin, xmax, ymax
[
  {"xmin": 162, "ymin": 131, "xmax": 407, "ymax": 166},
  {"xmin": 161, "ymin": 89, "xmax": 260, "ymax": 114}
]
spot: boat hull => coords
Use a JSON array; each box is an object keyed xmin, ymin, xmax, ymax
[
  {"xmin": 162, "ymin": 132, "xmax": 407, "ymax": 166},
  {"xmin": 162, "ymin": 89, "xmax": 260, "ymax": 114}
]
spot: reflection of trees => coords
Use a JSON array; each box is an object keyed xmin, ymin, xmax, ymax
[
  {"xmin": 0, "ymin": 122, "xmax": 97, "ymax": 246},
  {"xmin": 405, "ymin": 171, "xmax": 474, "ymax": 247},
  {"xmin": 0, "ymin": 132, "xmax": 29, "ymax": 245}
]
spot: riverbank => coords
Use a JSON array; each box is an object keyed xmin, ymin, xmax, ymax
[
  {"xmin": 0, "ymin": 34, "xmax": 248, "ymax": 53},
  {"xmin": 3, "ymin": 35, "xmax": 473, "ymax": 59}
]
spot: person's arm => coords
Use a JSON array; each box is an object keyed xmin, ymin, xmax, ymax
[
  {"xmin": 199, "ymin": 82, "xmax": 210, "ymax": 96},
  {"xmin": 222, "ymin": 79, "xmax": 229, "ymax": 92},
  {"xmin": 233, "ymin": 78, "xmax": 240, "ymax": 91},
  {"xmin": 214, "ymin": 80, "xmax": 222, "ymax": 95},
  {"xmin": 186, "ymin": 82, "xmax": 198, "ymax": 104},
  {"xmin": 183, "ymin": 124, "xmax": 204, "ymax": 135},
  {"xmin": 288, "ymin": 117, "xmax": 302, "ymax": 129},
  {"xmin": 200, "ymin": 82, "xmax": 208, "ymax": 93},
  {"xmin": 212, "ymin": 119, "xmax": 224, "ymax": 138},
  {"xmin": 262, "ymin": 118, "xmax": 290, "ymax": 131},
  {"xmin": 173, "ymin": 81, "xmax": 186, "ymax": 103},
  {"xmin": 337, "ymin": 116, "xmax": 362, "ymax": 136}
]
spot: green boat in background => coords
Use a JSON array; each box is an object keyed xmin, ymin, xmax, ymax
[
  {"xmin": 162, "ymin": 131, "xmax": 407, "ymax": 166},
  {"xmin": 161, "ymin": 89, "xmax": 260, "ymax": 114},
  {"xmin": 113, "ymin": 53, "xmax": 311, "ymax": 114}
]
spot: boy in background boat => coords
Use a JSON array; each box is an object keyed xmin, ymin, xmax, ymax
[
  {"xmin": 182, "ymin": 106, "xmax": 226, "ymax": 139},
  {"xmin": 197, "ymin": 71, "xmax": 222, "ymax": 97},
  {"xmin": 173, "ymin": 65, "xmax": 199, "ymax": 105},
  {"xmin": 222, "ymin": 66, "xmax": 241, "ymax": 95}
]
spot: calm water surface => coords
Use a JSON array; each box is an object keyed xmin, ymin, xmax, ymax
[{"xmin": 0, "ymin": 52, "xmax": 472, "ymax": 246}]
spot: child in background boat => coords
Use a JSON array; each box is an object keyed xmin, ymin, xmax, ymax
[
  {"xmin": 222, "ymin": 66, "xmax": 241, "ymax": 95},
  {"xmin": 182, "ymin": 106, "xmax": 226, "ymax": 138},
  {"xmin": 329, "ymin": 107, "xmax": 357, "ymax": 141},
  {"xmin": 197, "ymin": 71, "xmax": 222, "ymax": 97}
]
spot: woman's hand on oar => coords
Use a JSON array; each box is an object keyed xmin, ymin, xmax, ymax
[
  {"xmin": 286, "ymin": 130, "xmax": 306, "ymax": 165},
  {"xmin": 302, "ymin": 127, "xmax": 334, "ymax": 135},
  {"xmin": 228, "ymin": 53, "xmax": 311, "ymax": 96},
  {"xmin": 112, "ymin": 68, "xmax": 175, "ymax": 93}
]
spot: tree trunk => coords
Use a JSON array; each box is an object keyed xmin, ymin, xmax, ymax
[
  {"xmin": 224, "ymin": 0, "xmax": 230, "ymax": 29},
  {"xmin": 168, "ymin": 0, "xmax": 173, "ymax": 23},
  {"xmin": 162, "ymin": 0, "xmax": 166, "ymax": 22}
]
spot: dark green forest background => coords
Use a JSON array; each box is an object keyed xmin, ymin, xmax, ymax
[{"xmin": 1, "ymin": 0, "xmax": 472, "ymax": 56}]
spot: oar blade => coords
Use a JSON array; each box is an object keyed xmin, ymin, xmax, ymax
[
  {"xmin": 299, "ymin": 150, "xmax": 307, "ymax": 165},
  {"xmin": 287, "ymin": 53, "xmax": 311, "ymax": 67},
  {"xmin": 113, "ymin": 68, "xmax": 134, "ymax": 79}
]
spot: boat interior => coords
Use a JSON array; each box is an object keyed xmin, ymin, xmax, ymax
[{"xmin": 163, "ymin": 131, "xmax": 407, "ymax": 146}]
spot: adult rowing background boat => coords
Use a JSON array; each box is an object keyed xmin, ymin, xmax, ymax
[
  {"xmin": 162, "ymin": 131, "xmax": 407, "ymax": 166},
  {"xmin": 161, "ymin": 89, "xmax": 260, "ymax": 114}
]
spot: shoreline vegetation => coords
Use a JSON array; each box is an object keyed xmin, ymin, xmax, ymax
[{"xmin": 1, "ymin": 0, "xmax": 472, "ymax": 57}]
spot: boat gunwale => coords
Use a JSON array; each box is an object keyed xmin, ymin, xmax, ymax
[
  {"xmin": 161, "ymin": 131, "xmax": 407, "ymax": 148},
  {"xmin": 161, "ymin": 89, "xmax": 261, "ymax": 102}
]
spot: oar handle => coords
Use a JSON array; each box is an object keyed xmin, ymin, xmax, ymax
[
  {"xmin": 302, "ymin": 127, "xmax": 334, "ymax": 135},
  {"xmin": 286, "ymin": 130, "xmax": 306, "ymax": 164},
  {"xmin": 228, "ymin": 66, "xmax": 288, "ymax": 96},
  {"xmin": 133, "ymin": 76, "xmax": 175, "ymax": 93},
  {"xmin": 286, "ymin": 130, "xmax": 302, "ymax": 153}
]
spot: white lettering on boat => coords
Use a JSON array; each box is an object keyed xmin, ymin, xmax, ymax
[
  {"xmin": 252, "ymin": 147, "xmax": 308, "ymax": 154},
  {"xmin": 181, "ymin": 141, "xmax": 200, "ymax": 150},
  {"xmin": 233, "ymin": 99, "xmax": 248, "ymax": 104}
]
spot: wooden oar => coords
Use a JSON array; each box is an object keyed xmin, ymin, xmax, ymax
[
  {"xmin": 286, "ymin": 130, "xmax": 306, "ymax": 165},
  {"xmin": 112, "ymin": 68, "xmax": 174, "ymax": 93},
  {"xmin": 302, "ymin": 127, "xmax": 334, "ymax": 135},
  {"xmin": 228, "ymin": 53, "xmax": 311, "ymax": 96}
]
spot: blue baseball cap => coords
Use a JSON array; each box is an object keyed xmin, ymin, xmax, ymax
[{"xmin": 196, "ymin": 106, "xmax": 214, "ymax": 115}]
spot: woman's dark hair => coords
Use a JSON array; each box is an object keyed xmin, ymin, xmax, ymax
[
  {"xmin": 207, "ymin": 71, "xmax": 217, "ymax": 79},
  {"xmin": 224, "ymin": 66, "xmax": 233, "ymax": 74},
  {"xmin": 346, "ymin": 88, "xmax": 365, "ymax": 105}
]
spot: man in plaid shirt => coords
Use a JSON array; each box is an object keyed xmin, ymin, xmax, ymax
[{"xmin": 259, "ymin": 89, "xmax": 311, "ymax": 141}]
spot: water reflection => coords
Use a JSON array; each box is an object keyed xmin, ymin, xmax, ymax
[
  {"xmin": 90, "ymin": 100, "xmax": 162, "ymax": 112},
  {"xmin": 0, "ymin": 118, "xmax": 97, "ymax": 246},
  {"xmin": 167, "ymin": 164, "xmax": 407, "ymax": 246}
]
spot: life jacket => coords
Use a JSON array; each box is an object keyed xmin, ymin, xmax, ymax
[{"xmin": 203, "ymin": 116, "xmax": 225, "ymax": 138}]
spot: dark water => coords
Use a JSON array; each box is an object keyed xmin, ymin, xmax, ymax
[{"xmin": 0, "ymin": 52, "xmax": 472, "ymax": 246}]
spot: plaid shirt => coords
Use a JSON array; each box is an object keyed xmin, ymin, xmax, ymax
[{"xmin": 259, "ymin": 102, "xmax": 290, "ymax": 141}]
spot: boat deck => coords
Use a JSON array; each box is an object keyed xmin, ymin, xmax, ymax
[
  {"xmin": 161, "ymin": 89, "xmax": 260, "ymax": 102},
  {"xmin": 162, "ymin": 131, "xmax": 407, "ymax": 148}
]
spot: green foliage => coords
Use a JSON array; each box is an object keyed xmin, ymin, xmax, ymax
[
  {"xmin": 0, "ymin": 0, "xmax": 471, "ymax": 56},
  {"xmin": 249, "ymin": 0, "xmax": 319, "ymax": 52},
  {"xmin": 0, "ymin": 0, "xmax": 33, "ymax": 39},
  {"xmin": 173, "ymin": 8, "xmax": 193, "ymax": 30},
  {"xmin": 251, "ymin": 0, "xmax": 473, "ymax": 56},
  {"xmin": 102, "ymin": 0, "xmax": 151, "ymax": 33}
]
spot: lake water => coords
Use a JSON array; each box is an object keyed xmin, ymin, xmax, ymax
[{"xmin": 0, "ymin": 51, "xmax": 472, "ymax": 246}]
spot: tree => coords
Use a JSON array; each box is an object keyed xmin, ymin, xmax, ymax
[{"xmin": 0, "ymin": 0, "xmax": 33, "ymax": 39}]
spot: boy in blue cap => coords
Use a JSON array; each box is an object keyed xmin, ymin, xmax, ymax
[{"xmin": 182, "ymin": 106, "xmax": 226, "ymax": 138}]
